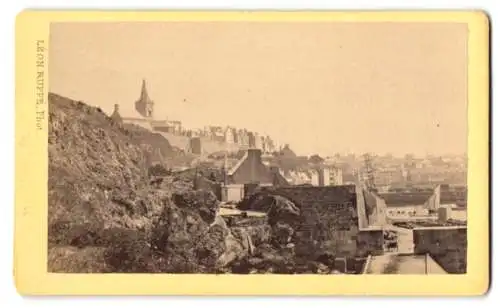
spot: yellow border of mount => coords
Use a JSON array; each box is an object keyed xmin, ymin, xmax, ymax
[{"xmin": 14, "ymin": 10, "xmax": 490, "ymax": 296}]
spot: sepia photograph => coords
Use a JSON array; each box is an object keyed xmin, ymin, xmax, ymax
[{"xmin": 45, "ymin": 20, "xmax": 471, "ymax": 276}]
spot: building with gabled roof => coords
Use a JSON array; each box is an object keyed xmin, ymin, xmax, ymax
[{"xmin": 226, "ymin": 149, "xmax": 287, "ymax": 186}]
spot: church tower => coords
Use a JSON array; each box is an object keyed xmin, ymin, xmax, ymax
[
  {"xmin": 110, "ymin": 104, "xmax": 123, "ymax": 124},
  {"xmin": 135, "ymin": 79, "xmax": 154, "ymax": 118}
]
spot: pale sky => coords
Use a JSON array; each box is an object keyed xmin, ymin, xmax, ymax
[{"xmin": 49, "ymin": 22, "xmax": 468, "ymax": 157}]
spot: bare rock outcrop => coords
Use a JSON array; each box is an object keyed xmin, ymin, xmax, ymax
[
  {"xmin": 47, "ymin": 94, "xmax": 253, "ymax": 273},
  {"xmin": 240, "ymin": 192, "xmax": 301, "ymax": 247}
]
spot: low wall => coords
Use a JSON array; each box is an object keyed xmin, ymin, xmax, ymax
[
  {"xmin": 413, "ymin": 227, "xmax": 467, "ymax": 273},
  {"xmin": 265, "ymin": 186, "xmax": 361, "ymax": 257},
  {"xmin": 123, "ymin": 118, "xmax": 154, "ymax": 131},
  {"xmin": 158, "ymin": 132, "xmax": 242, "ymax": 154},
  {"xmin": 157, "ymin": 132, "xmax": 190, "ymax": 151},
  {"xmin": 252, "ymin": 185, "xmax": 388, "ymax": 258},
  {"xmin": 363, "ymin": 191, "xmax": 388, "ymax": 226}
]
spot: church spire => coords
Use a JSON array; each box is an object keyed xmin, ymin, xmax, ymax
[
  {"xmin": 135, "ymin": 78, "xmax": 154, "ymax": 118},
  {"xmin": 140, "ymin": 79, "xmax": 150, "ymax": 101}
]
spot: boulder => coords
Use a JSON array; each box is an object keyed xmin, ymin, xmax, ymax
[{"xmin": 173, "ymin": 189, "xmax": 219, "ymax": 224}]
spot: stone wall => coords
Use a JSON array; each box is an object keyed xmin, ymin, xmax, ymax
[
  {"xmin": 355, "ymin": 186, "xmax": 369, "ymax": 229},
  {"xmin": 363, "ymin": 190, "xmax": 388, "ymax": 227},
  {"xmin": 266, "ymin": 186, "xmax": 361, "ymax": 257},
  {"xmin": 122, "ymin": 118, "xmax": 154, "ymax": 131},
  {"xmin": 413, "ymin": 227, "xmax": 467, "ymax": 273},
  {"xmin": 158, "ymin": 132, "xmax": 242, "ymax": 154}
]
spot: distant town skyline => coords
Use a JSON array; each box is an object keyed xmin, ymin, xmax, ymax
[{"xmin": 49, "ymin": 22, "xmax": 468, "ymax": 157}]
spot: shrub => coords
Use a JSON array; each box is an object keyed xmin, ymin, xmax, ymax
[
  {"xmin": 48, "ymin": 246, "xmax": 110, "ymax": 273},
  {"xmin": 48, "ymin": 220, "xmax": 104, "ymax": 247},
  {"xmin": 102, "ymin": 228, "xmax": 153, "ymax": 273},
  {"xmin": 148, "ymin": 164, "xmax": 171, "ymax": 177}
]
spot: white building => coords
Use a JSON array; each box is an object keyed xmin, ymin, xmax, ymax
[
  {"xmin": 310, "ymin": 170, "xmax": 319, "ymax": 186},
  {"xmin": 329, "ymin": 167, "xmax": 343, "ymax": 185},
  {"xmin": 224, "ymin": 126, "xmax": 235, "ymax": 144},
  {"xmin": 254, "ymin": 132, "xmax": 263, "ymax": 150}
]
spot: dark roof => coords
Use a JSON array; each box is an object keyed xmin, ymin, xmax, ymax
[{"xmin": 379, "ymin": 192, "xmax": 432, "ymax": 206}]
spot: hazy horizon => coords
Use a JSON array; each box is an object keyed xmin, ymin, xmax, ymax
[{"xmin": 49, "ymin": 22, "xmax": 468, "ymax": 157}]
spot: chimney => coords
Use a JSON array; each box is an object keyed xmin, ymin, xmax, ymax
[
  {"xmin": 110, "ymin": 104, "xmax": 122, "ymax": 123},
  {"xmin": 247, "ymin": 148, "xmax": 262, "ymax": 162},
  {"xmin": 437, "ymin": 206, "xmax": 451, "ymax": 223},
  {"xmin": 247, "ymin": 148, "xmax": 262, "ymax": 183},
  {"xmin": 223, "ymin": 150, "xmax": 228, "ymax": 185},
  {"xmin": 317, "ymin": 167, "xmax": 325, "ymax": 186},
  {"xmin": 270, "ymin": 166, "xmax": 279, "ymax": 174}
]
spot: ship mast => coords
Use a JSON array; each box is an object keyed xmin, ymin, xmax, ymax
[{"xmin": 223, "ymin": 142, "xmax": 228, "ymax": 185}]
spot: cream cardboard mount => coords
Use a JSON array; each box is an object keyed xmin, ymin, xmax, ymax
[{"xmin": 14, "ymin": 10, "xmax": 490, "ymax": 296}]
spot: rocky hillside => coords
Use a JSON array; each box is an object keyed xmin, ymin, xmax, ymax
[
  {"xmin": 49, "ymin": 93, "xmax": 170, "ymax": 230},
  {"xmin": 47, "ymin": 93, "xmax": 251, "ymax": 273}
]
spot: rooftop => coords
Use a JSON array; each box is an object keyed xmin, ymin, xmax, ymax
[{"xmin": 392, "ymin": 219, "xmax": 467, "ymax": 229}]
